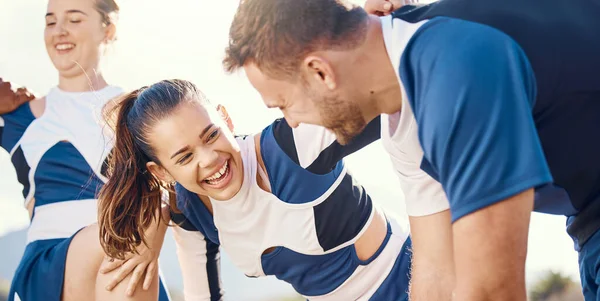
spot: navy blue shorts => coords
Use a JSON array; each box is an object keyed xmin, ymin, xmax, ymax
[
  {"xmin": 369, "ymin": 237, "xmax": 412, "ymax": 301},
  {"xmin": 8, "ymin": 233, "xmax": 171, "ymax": 301},
  {"xmin": 579, "ymin": 229, "xmax": 600, "ymax": 301}
]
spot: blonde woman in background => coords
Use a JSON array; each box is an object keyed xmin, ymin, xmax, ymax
[{"xmin": 0, "ymin": 1, "xmax": 171, "ymax": 300}]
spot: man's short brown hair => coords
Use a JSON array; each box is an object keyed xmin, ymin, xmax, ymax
[{"xmin": 223, "ymin": 0, "xmax": 368, "ymax": 79}]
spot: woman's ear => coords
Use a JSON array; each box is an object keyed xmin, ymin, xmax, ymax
[
  {"xmin": 217, "ymin": 104, "xmax": 235, "ymax": 133},
  {"xmin": 104, "ymin": 22, "xmax": 117, "ymax": 43},
  {"xmin": 146, "ymin": 161, "xmax": 174, "ymax": 184}
]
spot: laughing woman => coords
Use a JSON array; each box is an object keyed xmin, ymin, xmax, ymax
[
  {"xmin": 0, "ymin": 1, "xmax": 170, "ymax": 300},
  {"xmin": 99, "ymin": 79, "xmax": 413, "ymax": 301}
]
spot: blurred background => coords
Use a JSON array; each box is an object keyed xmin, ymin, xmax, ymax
[{"xmin": 0, "ymin": 0, "xmax": 583, "ymax": 300}]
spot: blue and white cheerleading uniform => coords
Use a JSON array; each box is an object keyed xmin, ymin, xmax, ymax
[
  {"xmin": 171, "ymin": 118, "xmax": 412, "ymax": 301},
  {"xmin": 0, "ymin": 149, "xmax": 29, "ymax": 236},
  {"xmin": 379, "ymin": 0, "xmax": 600, "ymax": 298},
  {"xmin": 0, "ymin": 86, "xmax": 171, "ymax": 301}
]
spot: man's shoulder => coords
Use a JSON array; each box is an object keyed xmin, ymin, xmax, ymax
[{"xmin": 403, "ymin": 17, "xmax": 517, "ymax": 73}]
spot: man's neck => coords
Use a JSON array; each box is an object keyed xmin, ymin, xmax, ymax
[{"xmin": 359, "ymin": 15, "xmax": 403, "ymax": 119}]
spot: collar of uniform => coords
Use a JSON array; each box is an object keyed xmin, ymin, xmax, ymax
[
  {"xmin": 380, "ymin": 15, "xmax": 428, "ymax": 80},
  {"xmin": 379, "ymin": 15, "xmax": 427, "ymax": 146}
]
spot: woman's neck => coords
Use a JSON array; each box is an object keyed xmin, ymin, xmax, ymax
[{"xmin": 58, "ymin": 71, "xmax": 108, "ymax": 93}]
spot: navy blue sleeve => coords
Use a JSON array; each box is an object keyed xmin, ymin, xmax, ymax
[
  {"xmin": 270, "ymin": 116, "xmax": 380, "ymax": 174},
  {"xmin": 172, "ymin": 187, "xmax": 224, "ymax": 300},
  {"xmin": 1, "ymin": 104, "xmax": 36, "ymax": 152},
  {"xmin": 170, "ymin": 209, "xmax": 200, "ymax": 232},
  {"xmin": 401, "ymin": 17, "xmax": 553, "ymax": 221},
  {"xmin": 0, "ymin": 117, "xmax": 4, "ymax": 150}
]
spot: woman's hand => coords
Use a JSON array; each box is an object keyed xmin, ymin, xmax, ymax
[
  {"xmin": 364, "ymin": 0, "xmax": 411, "ymax": 16},
  {"xmin": 99, "ymin": 241, "xmax": 160, "ymax": 296},
  {"xmin": 100, "ymin": 208, "xmax": 169, "ymax": 296}
]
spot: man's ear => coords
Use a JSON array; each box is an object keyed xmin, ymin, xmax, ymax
[{"xmin": 302, "ymin": 55, "xmax": 337, "ymax": 91}]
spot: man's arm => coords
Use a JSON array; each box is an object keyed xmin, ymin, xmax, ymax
[
  {"xmin": 394, "ymin": 164, "xmax": 455, "ymax": 301},
  {"xmin": 410, "ymin": 191, "xmax": 533, "ymax": 301},
  {"xmin": 403, "ymin": 19, "xmax": 552, "ymax": 300},
  {"xmin": 386, "ymin": 128, "xmax": 454, "ymax": 300},
  {"xmin": 453, "ymin": 188, "xmax": 533, "ymax": 300},
  {"xmin": 404, "ymin": 185, "xmax": 529, "ymax": 301},
  {"xmin": 409, "ymin": 212, "xmax": 455, "ymax": 301}
]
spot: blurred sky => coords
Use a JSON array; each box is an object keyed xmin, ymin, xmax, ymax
[{"xmin": 0, "ymin": 0, "xmax": 581, "ymax": 299}]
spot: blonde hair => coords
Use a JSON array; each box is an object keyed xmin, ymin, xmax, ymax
[{"xmin": 95, "ymin": 0, "xmax": 119, "ymax": 26}]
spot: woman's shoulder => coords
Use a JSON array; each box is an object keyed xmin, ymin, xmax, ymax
[
  {"xmin": 99, "ymin": 88, "xmax": 127, "ymax": 124},
  {"xmin": 28, "ymin": 96, "xmax": 46, "ymax": 118}
]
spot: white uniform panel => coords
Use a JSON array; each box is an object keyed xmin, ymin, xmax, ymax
[{"xmin": 380, "ymin": 16, "xmax": 450, "ymax": 216}]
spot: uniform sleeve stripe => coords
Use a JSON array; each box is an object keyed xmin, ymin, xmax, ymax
[
  {"xmin": 306, "ymin": 117, "xmax": 381, "ymax": 174},
  {"xmin": 206, "ymin": 239, "xmax": 223, "ymax": 300},
  {"xmin": 292, "ymin": 124, "xmax": 337, "ymax": 169},
  {"xmin": 170, "ymin": 209, "xmax": 199, "ymax": 232},
  {"xmin": 271, "ymin": 119, "xmax": 300, "ymax": 164}
]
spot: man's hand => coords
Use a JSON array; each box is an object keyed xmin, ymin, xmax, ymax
[
  {"xmin": 364, "ymin": 0, "xmax": 411, "ymax": 16},
  {"xmin": 0, "ymin": 78, "xmax": 35, "ymax": 115}
]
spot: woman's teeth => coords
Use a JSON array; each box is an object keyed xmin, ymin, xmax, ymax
[
  {"xmin": 56, "ymin": 43, "xmax": 75, "ymax": 50},
  {"xmin": 205, "ymin": 161, "xmax": 229, "ymax": 183}
]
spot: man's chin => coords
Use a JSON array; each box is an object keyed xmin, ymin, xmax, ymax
[
  {"xmin": 336, "ymin": 137, "xmax": 351, "ymax": 145},
  {"xmin": 332, "ymin": 128, "xmax": 357, "ymax": 145}
]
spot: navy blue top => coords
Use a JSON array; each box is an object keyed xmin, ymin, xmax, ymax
[{"xmin": 392, "ymin": 0, "xmax": 600, "ymax": 248}]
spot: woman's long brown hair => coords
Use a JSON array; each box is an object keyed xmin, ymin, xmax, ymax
[{"xmin": 98, "ymin": 79, "xmax": 201, "ymax": 259}]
